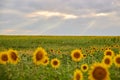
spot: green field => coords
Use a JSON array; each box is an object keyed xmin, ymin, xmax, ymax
[{"xmin": 0, "ymin": 36, "xmax": 120, "ymax": 80}]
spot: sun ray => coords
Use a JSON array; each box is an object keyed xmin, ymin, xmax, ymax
[{"xmin": 81, "ymin": 21, "xmax": 96, "ymax": 34}]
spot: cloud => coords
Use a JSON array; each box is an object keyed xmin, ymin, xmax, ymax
[
  {"xmin": 26, "ymin": 10, "xmax": 113, "ymax": 21},
  {"xmin": 95, "ymin": 13, "xmax": 110, "ymax": 16},
  {"xmin": 4, "ymin": 29, "xmax": 16, "ymax": 33},
  {"xmin": 0, "ymin": 29, "xmax": 16, "ymax": 34},
  {"xmin": 26, "ymin": 11, "xmax": 78, "ymax": 19},
  {"xmin": 0, "ymin": 0, "xmax": 120, "ymax": 35},
  {"xmin": 0, "ymin": 9, "xmax": 26, "ymax": 16},
  {"xmin": 79, "ymin": 12, "xmax": 114, "ymax": 18}
]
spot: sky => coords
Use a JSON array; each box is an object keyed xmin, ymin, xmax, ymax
[{"xmin": 0, "ymin": 0, "xmax": 120, "ymax": 35}]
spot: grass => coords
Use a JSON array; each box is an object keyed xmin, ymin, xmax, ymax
[{"xmin": 0, "ymin": 35, "xmax": 120, "ymax": 80}]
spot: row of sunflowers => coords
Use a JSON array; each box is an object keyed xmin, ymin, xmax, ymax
[{"xmin": 0, "ymin": 47, "xmax": 120, "ymax": 80}]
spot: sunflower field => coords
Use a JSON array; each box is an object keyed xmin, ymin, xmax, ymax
[{"xmin": 0, "ymin": 35, "xmax": 120, "ymax": 80}]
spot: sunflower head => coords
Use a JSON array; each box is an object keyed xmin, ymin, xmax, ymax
[
  {"xmin": 104, "ymin": 49, "xmax": 114, "ymax": 57},
  {"xmin": 33, "ymin": 47, "xmax": 47, "ymax": 65},
  {"xmin": 101, "ymin": 48, "xmax": 104, "ymax": 51},
  {"xmin": 114, "ymin": 54, "xmax": 120, "ymax": 67},
  {"xmin": 88, "ymin": 63, "xmax": 110, "ymax": 80},
  {"xmin": 115, "ymin": 45, "xmax": 119, "ymax": 48},
  {"xmin": 8, "ymin": 49, "xmax": 19, "ymax": 64},
  {"xmin": 57, "ymin": 50, "xmax": 61, "ymax": 54},
  {"xmin": 0, "ymin": 52, "xmax": 9, "ymax": 64},
  {"xmin": 41, "ymin": 56, "xmax": 49, "ymax": 66},
  {"xmin": 73, "ymin": 69, "xmax": 83, "ymax": 80},
  {"xmin": 71, "ymin": 49, "xmax": 83, "ymax": 62},
  {"xmin": 83, "ymin": 54, "xmax": 87, "ymax": 58},
  {"xmin": 50, "ymin": 49, "xmax": 54, "ymax": 53},
  {"xmin": 102, "ymin": 56, "xmax": 112, "ymax": 68},
  {"xmin": 51, "ymin": 58, "xmax": 60, "ymax": 69},
  {"xmin": 81, "ymin": 64, "xmax": 89, "ymax": 72},
  {"xmin": 79, "ymin": 48, "xmax": 82, "ymax": 50}
]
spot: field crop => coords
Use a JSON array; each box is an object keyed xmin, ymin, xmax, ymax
[{"xmin": 0, "ymin": 35, "xmax": 120, "ymax": 80}]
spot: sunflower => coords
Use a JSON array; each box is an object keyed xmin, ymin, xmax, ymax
[
  {"xmin": 79, "ymin": 48, "xmax": 82, "ymax": 50},
  {"xmin": 41, "ymin": 56, "xmax": 49, "ymax": 66},
  {"xmin": 83, "ymin": 54, "xmax": 87, "ymax": 58},
  {"xmin": 73, "ymin": 69, "xmax": 83, "ymax": 80},
  {"xmin": 81, "ymin": 64, "xmax": 89, "ymax": 72},
  {"xmin": 101, "ymin": 48, "xmax": 104, "ymax": 51},
  {"xmin": 85, "ymin": 49, "xmax": 89, "ymax": 53},
  {"xmin": 114, "ymin": 54, "xmax": 120, "ymax": 67},
  {"xmin": 115, "ymin": 45, "xmax": 119, "ymax": 48},
  {"xmin": 0, "ymin": 52, "xmax": 8, "ymax": 64},
  {"xmin": 8, "ymin": 49, "xmax": 19, "ymax": 64},
  {"xmin": 88, "ymin": 63, "xmax": 110, "ymax": 80},
  {"xmin": 51, "ymin": 58, "xmax": 60, "ymax": 69},
  {"xmin": 33, "ymin": 47, "xmax": 47, "ymax": 65},
  {"xmin": 111, "ymin": 45, "xmax": 113, "ymax": 48},
  {"xmin": 57, "ymin": 50, "xmax": 61, "ymax": 54},
  {"xmin": 102, "ymin": 56, "xmax": 112, "ymax": 68},
  {"xmin": 104, "ymin": 49, "xmax": 114, "ymax": 57},
  {"xmin": 71, "ymin": 49, "xmax": 83, "ymax": 62},
  {"xmin": 50, "ymin": 49, "xmax": 54, "ymax": 53}
]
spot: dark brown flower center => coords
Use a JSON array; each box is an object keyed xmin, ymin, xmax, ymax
[
  {"xmin": 36, "ymin": 51, "xmax": 43, "ymax": 61},
  {"xmin": 83, "ymin": 54, "xmax": 86, "ymax": 58},
  {"xmin": 76, "ymin": 73, "xmax": 81, "ymax": 80},
  {"xmin": 74, "ymin": 52, "xmax": 80, "ymax": 58},
  {"xmin": 11, "ymin": 52, "xmax": 17, "ymax": 61},
  {"xmin": 116, "ymin": 57, "xmax": 120, "ymax": 64},
  {"xmin": 50, "ymin": 49, "xmax": 54, "ymax": 52},
  {"xmin": 44, "ymin": 59, "xmax": 48, "ymax": 63},
  {"xmin": 93, "ymin": 66, "xmax": 107, "ymax": 80},
  {"xmin": 1, "ymin": 54, "xmax": 8, "ymax": 61},
  {"xmin": 104, "ymin": 58, "xmax": 110, "ymax": 65},
  {"xmin": 86, "ymin": 50, "xmax": 88, "ymax": 52},
  {"xmin": 58, "ymin": 51, "xmax": 60, "ymax": 54},
  {"xmin": 83, "ymin": 66, "xmax": 87, "ymax": 70},
  {"xmin": 53, "ymin": 60, "xmax": 58, "ymax": 66},
  {"xmin": 116, "ymin": 45, "xmax": 119, "ymax": 47},
  {"xmin": 106, "ymin": 51, "xmax": 112, "ymax": 56}
]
